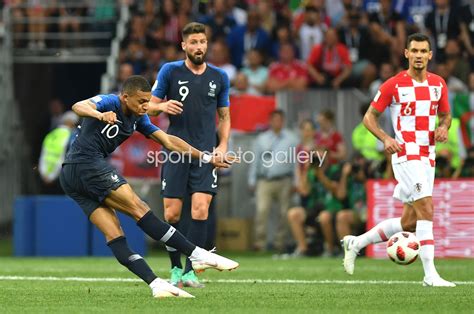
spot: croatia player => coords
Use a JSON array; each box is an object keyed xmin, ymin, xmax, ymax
[
  {"xmin": 341, "ymin": 33, "xmax": 455, "ymax": 287},
  {"xmin": 60, "ymin": 76, "xmax": 238, "ymax": 298},
  {"xmin": 148, "ymin": 22, "xmax": 231, "ymax": 288}
]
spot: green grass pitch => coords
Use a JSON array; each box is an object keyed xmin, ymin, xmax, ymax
[{"xmin": 0, "ymin": 254, "xmax": 472, "ymax": 313}]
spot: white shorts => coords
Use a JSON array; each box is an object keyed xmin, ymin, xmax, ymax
[{"xmin": 392, "ymin": 160, "xmax": 435, "ymax": 203}]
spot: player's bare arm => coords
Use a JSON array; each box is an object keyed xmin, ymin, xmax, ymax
[
  {"xmin": 72, "ymin": 100, "xmax": 117, "ymax": 124},
  {"xmin": 435, "ymin": 111, "xmax": 452, "ymax": 143},
  {"xmin": 149, "ymin": 130, "xmax": 235, "ymax": 168},
  {"xmin": 147, "ymin": 95, "xmax": 183, "ymax": 116},
  {"xmin": 363, "ymin": 105, "xmax": 402, "ymax": 154},
  {"xmin": 215, "ymin": 107, "xmax": 231, "ymax": 154}
]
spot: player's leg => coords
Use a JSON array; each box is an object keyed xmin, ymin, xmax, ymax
[
  {"xmin": 287, "ymin": 206, "xmax": 308, "ymax": 255},
  {"xmin": 163, "ymin": 197, "xmax": 184, "ymax": 286},
  {"xmin": 181, "ymin": 192, "xmax": 211, "ymax": 288},
  {"xmin": 105, "ymin": 184, "xmax": 239, "ymax": 272},
  {"xmin": 89, "ymin": 206, "xmax": 192, "ymax": 298}
]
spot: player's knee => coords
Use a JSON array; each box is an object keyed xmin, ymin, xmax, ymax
[
  {"xmin": 288, "ymin": 207, "xmax": 304, "ymax": 223},
  {"xmin": 191, "ymin": 202, "xmax": 209, "ymax": 220},
  {"xmin": 337, "ymin": 210, "xmax": 352, "ymax": 224},
  {"xmin": 164, "ymin": 209, "xmax": 181, "ymax": 223}
]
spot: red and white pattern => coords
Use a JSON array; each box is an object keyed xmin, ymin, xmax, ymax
[{"xmin": 371, "ymin": 71, "xmax": 450, "ymax": 166}]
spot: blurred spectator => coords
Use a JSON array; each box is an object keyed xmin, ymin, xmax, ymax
[
  {"xmin": 299, "ymin": 6, "xmax": 327, "ymax": 61},
  {"xmin": 270, "ymin": 23, "xmax": 299, "ymax": 60},
  {"xmin": 295, "ymin": 119, "xmax": 317, "ymax": 200},
  {"xmin": 444, "ymin": 39, "xmax": 470, "ymax": 85},
  {"xmin": 90, "ymin": 0, "xmax": 116, "ymax": 46},
  {"xmin": 266, "ymin": 42, "xmax": 309, "ymax": 93},
  {"xmin": 316, "ymin": 161, "xmax": 354, "ymax": 257},
  {"xmin": 227, "ymin": 0, "xmax": 247, "ymax": 25},
  {"xmin": 58, "ymin": 0, "xmax": 86, "ymax": 48},
  {"xmin": 112, "ymin": 62, "xmax": 134, "ymax": 94},
  {"xmin": 227, "ymin": 9, "xmax": 271, "ymax": 68},
  {"xmin": 120, "ymin": 40, "xmax": 148, "ymax": 75},
  {"xmin": 257, "ymin": 0, "xmax": 276, "ymax": 34},
  {"xmin": 436, "ymin": 117, "xmax": 466, "ymax": 173},
  {"xmin": 143, "ymin": 49, "xmax": 162, "ymax": 83},
  {"xmin": 160, "ymin": 0, "xmax": 180, "ymax": 45},
  {"xmin": 10, "ymin": 0, "xmax": 26, "ymax": 47},
  {"xmin": 338, "ymin": 9, "xmax": 377, "ymax": 89},
  {"xmin": 315, "ymin": 109, "xmax": 347, "ymax": 164},
  {"xmin": 452, "ymin": 73, "xmax": 474, "ymax": 148},
  {"xmin": 208, "ymin": 40, "xmax": 237, "ymax": 82},
  {"xmin": 241, "ymin": 49, "xmax": 269, "ymax": 95},
  {"xmin": 307, "ymin": 28, "xmax": 352, "ymax": 88},
  {"xmin": 458, "ymin": 2, "xmax": 474, "ymax": 71},
  {"xmin": 26, "ymin": 0, "xmax": 49, "ymax": 49},
  {"xmin": 38, "ymin": 111, "xmax": 79, "ymax": 194},
  {"xmin": 248, "ymin": 110, "xmax": 299, "ymax": 252},
  {"xmin": 199, "ymin": 0, "xmax": 236, "ymax": 42},
  {"xmin": 454, "ymin": 146, "xmax": 474, "ymax": 178},
  {"xmin": 293, "ymin": 0, "xmax": 331, "ymax": 32},
  {"xmin": 436, "ymin": 63, "xmax": 468, "ymax": 94},
  {"xmin": 48, "ymin": 98, "xmax": 65, "ymax": 130},
  {"xmin": 229, "ymin": 72, "xmax": 251, "ymax": 95},
  {"xmin": 369, "ymin": 62, "xmax": 395, "ymax": 98},
  {"xmin": 368, "ymin": 0, "xmax": 406, "ymax": 67},
  {"xmin": 352, "ymin": 104, "xmax": 384, "ymax": 162},
  {"xmin": 393, "ymin": 0, "xmax": 434, "ymax": 32},
  {"xmin": 424, "ymin": 0, "xmax": 460, "ymax": 62},
  {"xmin": 362, "ymin": 0, "xmax": 381, "ymax": 14},
  {"xmin": 177, "ymin": 0, "xmax": 196, "ymax": 30}
]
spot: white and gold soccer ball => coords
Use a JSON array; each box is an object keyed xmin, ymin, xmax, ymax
[{"xmin": 386, "ymin": 232, "xmax": 420, "ymax": 265}]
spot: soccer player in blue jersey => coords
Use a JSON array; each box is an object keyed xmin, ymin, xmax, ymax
[
  {"xmin": 60, "ymin": 75, "xmax": 238, "ymax": 298},
  {"xmin": 148, "ymin": 22, "xmax": 231, "ymax": 288}
]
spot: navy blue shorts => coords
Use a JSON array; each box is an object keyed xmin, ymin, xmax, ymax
[
  {"xmin": 60, "ymin": 161, "xmax": 127, "ymax": 217},
  {"xmin": 160, "ymin": 159, "xmax": 217, "ymax": 198}
]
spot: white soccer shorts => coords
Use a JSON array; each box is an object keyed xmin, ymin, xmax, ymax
[{"xmin": 392, "ymin": 160, "xmax": 435, "ymax": 203}]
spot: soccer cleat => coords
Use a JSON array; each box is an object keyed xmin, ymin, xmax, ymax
[
  {"xmin": 341, "ymin": 235, "xmax": 359, "ymax": 275},
  {"xmin": 150, "ymin": 278, "xmax": 194, "ymax": 298},
  {"xmin": 190, "ymin": 247, "xmax": 239, "ymax": 272},
  {"xmin": 182, "ymin": 270, "xmax": 205, "ymax": 288},
  {"xmin": 169, "ymin": 266, "xmax": 183, "ymax": 287},
  {"xmin": 423, "ymin": 276, "xmax": 456, "ymax": 287}
]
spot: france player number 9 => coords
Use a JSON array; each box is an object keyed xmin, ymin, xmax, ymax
[
  {"xmin": 179, "ymin": 86, "xmax": 189, "ymax": 101},
  {"xmin": 101, "ymin": 124, "xmax": 119, "ymax": 139}
]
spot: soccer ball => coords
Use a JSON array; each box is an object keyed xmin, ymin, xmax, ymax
[{"xmin": 386, "ymin": 232, "xmax": 420, "ymax": 265}]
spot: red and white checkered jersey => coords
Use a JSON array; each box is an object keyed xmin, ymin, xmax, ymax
[{"xmin": 371, "ymin": 70, "xmax": 450, "ymax": 166}]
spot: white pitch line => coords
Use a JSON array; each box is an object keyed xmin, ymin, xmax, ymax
[{"xmin": 0, "ymin": 276, "xmax": 473, "ymax": 285}]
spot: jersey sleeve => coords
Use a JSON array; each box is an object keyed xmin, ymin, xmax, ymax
[
  {"xmin": 136, "ymin": 114, "xmax": 160, "ymax": 137},
  {"xmin": 151, "ymin": 63, "xmax": 171, "ymax": 99},
  {"xmin": 90, "ymin": 94, "xmax": 119, "ymax": 112},
  {"xmin": 370, "ymin": 78, "xmax": 395, "ymax": 112},
  {"xmin": 438, "ymin": 78, "xmax": 450, "ymax": 113},
  {"xmin": 218, "ymin": 69, "xmax": 230, "ymax": 107}
]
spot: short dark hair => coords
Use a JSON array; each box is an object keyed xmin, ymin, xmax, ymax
[
  {"xmin": 406, "ymin": 33, "xmax": 431, "ymax": 50},
  {"xmin": 122, "ymin": 75, "xmax": 151, "ymax": 95},
  {"xmin": 270, "ymin": 109, "xmax": 285, "ymax": 118},
  {"xmin": 182, "ymin": 22, "xmax": 206, "ymax": 39},
  {"xmin": 320, "ymin": 109, "xmax": 335, "ymax": 122}
]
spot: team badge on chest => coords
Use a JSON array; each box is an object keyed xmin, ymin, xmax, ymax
[{"xmin": 208, "ymin": 81, "xmax": 216, "ymax": 97}]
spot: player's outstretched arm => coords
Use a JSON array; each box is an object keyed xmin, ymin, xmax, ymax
[
  {"xmin": 72, "ymin": 100, "xmax": 117, "ymax": 124},
  {"xmin": 363, "ymin": 105, "xmax": 402, "ymax": 154},
  {"xmin": 147, "ymin": 96, "xmax": 183, "ymax": 116},
  {"xmin": 149, "ymin": 130, "xmax": 236, "ymax": 168}
]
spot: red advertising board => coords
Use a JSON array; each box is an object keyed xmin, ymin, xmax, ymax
[{"xmin": 366, "ymin": 179, "xmax": 474, "ymax": 258}]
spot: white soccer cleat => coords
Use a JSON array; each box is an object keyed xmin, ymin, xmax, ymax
[
  {"xmin": 423, "ymin": 276, "xmax": 456, "ymax": 287},
  {"xmin": 150, "ymin": 278, "xmax": 195, "ymax": 298},
  {"xmin": 190, "ymin": 247, "xmax": 239, "ymax": 272},
  {"xmin": 341, "ymin": 235, "xmax": 359, "ymax": 275}
]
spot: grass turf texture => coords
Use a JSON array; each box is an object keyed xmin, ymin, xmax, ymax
[{"xmin": 0, "ymin": 255, "xmax": 472, "ymax": 313}]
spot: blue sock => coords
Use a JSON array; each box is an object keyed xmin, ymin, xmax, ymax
[
  {"xmin": 184, "ymin": 219, "xmax": 208, "ymax": 273},
  {"xmin": 137, "ymin": 211, "xmax": 196, "ymax": 256},
  {"xmin": 166, "ymin": 222, "xmax": 183, "ymax": 269},
  {"xmin": 107, "ymin": 236, "xmax": 157, "ymax": 284}
]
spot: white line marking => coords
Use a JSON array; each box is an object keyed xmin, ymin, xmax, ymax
[{"xmin": 0, "ymin": 276, "xmax": 473, "ymax": 285}]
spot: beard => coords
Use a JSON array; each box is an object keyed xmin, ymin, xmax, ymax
[{"xmin": 187, "ymin": 51, "xmax": 205, "ymax": 65}]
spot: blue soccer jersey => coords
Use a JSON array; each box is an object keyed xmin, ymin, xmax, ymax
[
  {"xmin": 64, "ymin": 94, "xmax": 160, "ymax": 163},
  {"xmin": 152, "ymin": 60, "xmax": 230, "ymax": 151}
]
